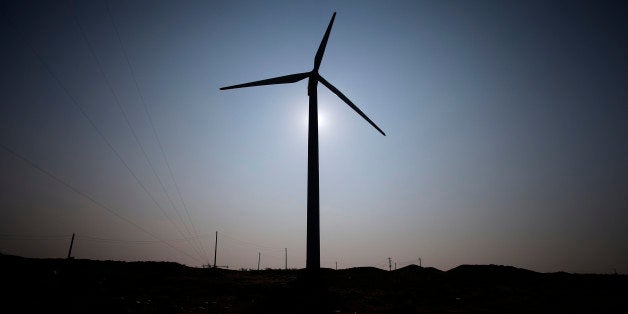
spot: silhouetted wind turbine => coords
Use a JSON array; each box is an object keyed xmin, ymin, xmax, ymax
[{"xmin": 220, "ymin": 12, "xmax": 385, "ymax": 271}]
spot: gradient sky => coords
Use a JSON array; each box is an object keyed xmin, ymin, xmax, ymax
[{"xmin": 1, "ymin": 0, "xmax": 626, "ymax": 273}]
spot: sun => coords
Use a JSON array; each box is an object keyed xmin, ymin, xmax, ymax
[
  {"xmin": 302, "ymin": 109, "xmax": 328, "ymax": 129},
  {"xmin": 318, "ymin": 111, "xmax": 328, "ymax": 129}
]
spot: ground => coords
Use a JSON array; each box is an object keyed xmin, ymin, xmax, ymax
[{"xmin": 2, "ymin": 254, "xmax": 627, "ymax": 313}]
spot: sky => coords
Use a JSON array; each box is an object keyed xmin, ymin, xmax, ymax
[{"xmin": 1, "ymin": 0, "xmax": 626, "ymax": 273}]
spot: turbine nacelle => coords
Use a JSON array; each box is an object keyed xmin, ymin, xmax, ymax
[{"xmin": 307, "ymin": 72, "xmax": 317, "ymax": 96}]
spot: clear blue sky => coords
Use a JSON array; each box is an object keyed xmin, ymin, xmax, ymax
[{"xmin": 1, "ymin": 0, "xmax": 626, "ymax": 273}]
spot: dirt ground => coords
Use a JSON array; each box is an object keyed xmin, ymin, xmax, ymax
[{"xmin": 2, "ymin": 254, "xmax": 627, "ymax": 313}]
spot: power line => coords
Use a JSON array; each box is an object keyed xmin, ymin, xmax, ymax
[
  {"xmin": 104, "ymin": 0, "xmax": 207, "ymax": 262},
  {"xmin": 78, "ymin": 234, "xmax": 210, "ymax": 244},
  {"xmin": 0, "ymin": 233, "xmax": 209, "ymax": 245},
  {"xmin": 371, "ymin": 257, "xmax": 390, "ymax": 269},
  {"xmin": 0, "ymin": 234, "xmax": 71, "ymax": 240},
  {"xmin": 217, "ymin": 231, "xmax": 285, "ymax": 251},
  {"xmin": 71, "ymin": 9, "xmax": 205, "ymax": 262},
  {"xmin": 0, "ymin": 142, "xmax": 201, "ymax": 263},
  {"xmin": 4, "ymin": 9, "xmax": 204, "ymax": 262}
]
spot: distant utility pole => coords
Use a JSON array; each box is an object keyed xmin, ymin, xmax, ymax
[
  {"xmin": 335, "ymin": 261, "xmax": 338, "ymax": 270},
  {"xmin": 258, "ymin": 252, "xmax": 261, "ymax": 271},
  {"xmin": 395, "ymin": 262, "xmax": 397, "ymax": 270},
  {"xmin": 419, "ymin": 257, "xmax": 422, "ymax": 267},
  {"xmin": 388, "ymin": 257, "xmax": 392, "ymax": 271},
  {"xmin": 284, "ymin": 248, "xmax": 287, "ymax": 270},
  {"xmin": 67, "ymin": 233, "xmax": 75, "ymax": 259},
  {"xmin": 213, "ymin": 231, "xmax": 218, "ymax": 268}
]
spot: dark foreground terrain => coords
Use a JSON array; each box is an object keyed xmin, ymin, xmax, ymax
[{"xmin": 2, "ymin": 254, "xmax": 626, "ymax": 313}]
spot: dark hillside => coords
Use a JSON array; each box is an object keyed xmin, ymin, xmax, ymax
[{"xmin": 2, "ymin": 254, "xmax": 627, "ymax": 313}]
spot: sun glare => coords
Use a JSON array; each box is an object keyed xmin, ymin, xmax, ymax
[{"xmin": 302, "ymin": 110, "xmax": 328, "ymax": 129}]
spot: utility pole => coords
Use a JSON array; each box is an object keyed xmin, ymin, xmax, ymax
[
  {"xmin": 335, "ymin": 261, "xmax": 337, "ymax": 270},
  {"xmin": 284, "ymin": 248, "xmax": 287, "ymax": 270},
  {"xmin": 419, "ymin": 257, "xmax": 422, "ymax": 267},
  {"xmin": 67, "ymin": 233, "xmax": 75, "ymax": 259},
  {"xmin": 388, "ymin": 257, "xmax": 392, "ymax": 271},
  {"xmin": 213, "ymin": 231, "xmax": 218, "ymax": 268},
  {"xmin": 258, "ymin": 252, "xmax": 261, "ymax": 271}
]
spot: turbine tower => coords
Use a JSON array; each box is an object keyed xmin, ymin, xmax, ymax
[{"xmin": 220, "ymin": 12, "xmax": 385, "ymax": 270}]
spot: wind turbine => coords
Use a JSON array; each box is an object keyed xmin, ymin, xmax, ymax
[{"xmin": 220, "ymin": 12, "xmax": 385, "ymax": 270}]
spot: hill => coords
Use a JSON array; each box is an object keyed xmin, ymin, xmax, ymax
[{"xmin": 1, "ymin": 254, "xmax": 627, "ymax": 313}]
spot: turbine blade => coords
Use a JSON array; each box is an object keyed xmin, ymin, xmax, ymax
[
  {"xmin": 220, "ymin": 72, "xmax": 310, "ymax": 90},
  {"xmin": 318, "ymin": 75, "xmax": 386, "ymax": 136},
  {"xmin": 314, "ymin": 12, "xmax": 336, "ymax": 71}
]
